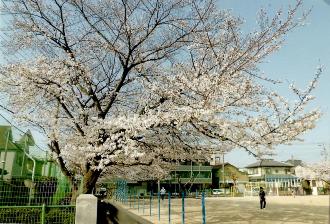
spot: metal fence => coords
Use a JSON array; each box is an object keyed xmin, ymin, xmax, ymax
[
  {"xmin": 0, "ymin": 204, "xmax": 75, "ymax": 224},
  {"xmin": 0, "ymin": 175, "xmax": 75, "ymax": 206},
  {"xmin": 114, "ymin": 190, "xmax": 207, "ymax": 224},
  {"xmin": 0, "ymin": 176, "xmax": 76, "ymax": 223},
  {"xmin": 0, "ymin": 125, "xmax": 77, "ymax": 223}
]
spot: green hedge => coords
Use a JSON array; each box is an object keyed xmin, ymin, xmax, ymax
[
  {"xmin": 0, "ymin": 207, "xmax": 75, "ymax": 224},
  {"xmin": 45, "ymin": 208, "xmax": 75, "ymax": 224},
  {"xmin": 0, "ymin": 207, "xmax": 41, "ymax": 223}
]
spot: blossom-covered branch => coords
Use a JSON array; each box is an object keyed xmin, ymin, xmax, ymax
[{"xmin": 0, "ymin": 0, "xmax": 320, "ymax": 193}]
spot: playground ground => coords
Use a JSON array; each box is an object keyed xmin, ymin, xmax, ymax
[{"xmin": 119, "ymin": 195, "xmax": 330, "ymax": 224}]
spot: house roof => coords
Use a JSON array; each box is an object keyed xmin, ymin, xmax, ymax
[
  {"xmin": 212, "ymin": 162, "xmax": 233, "ymax": 168},
  {"xmin": 0, "ymin": 126, "xmax": 36, "ymax": 154},
  {"xmin": 285, "ymin": 159, "xmax": 304, "ymax": 167},
  {"xmin": 245, "ymin": 159, "xmax": 293, "ymax": 168},
  {"xmin": 17, "ymin": 130, "xmax": 35, "ymax": 147},
  {"xmin": 0, "ymin": 126, "xmax": 19, "ymax": 150}
]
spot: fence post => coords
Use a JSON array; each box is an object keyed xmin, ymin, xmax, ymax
[
  {"xmin": 158, "ymin": 192, "xmax": 160, "ymax": 222},
  {"xmin": 182, "ymin": 192, "xmax": 185, "ymax": 224},
  {"xmin": 202, "ymin": 192, "xmax": 206, "ymax": 224},
  {"xmin": 41, "ymin": 204, "xmax": 46, "ymax": 224},
  {"xmin": 75, "ymin": 194, "xmax": 98, "ymax": 224},
  {"xmin": 138, "ymin": 194, "xmax": 140, "ymax": 212},
  {"xmin": 143, "ymin": 195, "xmax": 145, "ymax": 215},
  {"xmin": 125, "ymin": 183, "xmax": 128, "ymax": 205},
  {"xmin": 129, "ymin": 192, "xmax": 132, "ymax": 208},
  {"xmin": 168, "ymin": 192, "xmax": 171, "ymax": 224},
  {"xmin": 150, "ymin": 191, "xmax": 152, "ymax": 217},
  {"xmin": 196, "ymin": 190, "xmax": 198, "ymax": 198}
]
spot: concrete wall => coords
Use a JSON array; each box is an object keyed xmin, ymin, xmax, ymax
[
  {"xmin": 75, "ymin": 194, "xmax": 152, "ymax": 224},
  {"xmin": 75, "ymin": 194, "xmax": 98, "ymax": 224}
]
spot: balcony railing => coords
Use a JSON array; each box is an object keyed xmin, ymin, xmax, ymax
[
  {"xmin": 166, "ymin": 177, "xmax": 212, "ymax": 184},
  {"xmin": 174, "ymin": 165, "xmax": 212, "ymax": 171}
]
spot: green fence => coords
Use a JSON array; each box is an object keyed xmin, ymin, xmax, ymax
[
  {"xmin": 0, "ymin": 176, "xmax": 74, "ymax": 206},
  {"xmin": 0, "ymin": 177, "xmax": 77, "ymax": 223},
  {"xmin": 0, "ymin": 205, "xmax": 75, "ymax": 224}
]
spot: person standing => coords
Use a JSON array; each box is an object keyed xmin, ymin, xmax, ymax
[
  {"xmin": 160, "ymin": 187, "xmax": 166, "ymax": 201},
  {"xmin": 259, "ymin": 187, "xmax": 266, "ymax": 209}
]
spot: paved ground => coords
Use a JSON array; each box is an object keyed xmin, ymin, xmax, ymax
[{"xmin": 118, "ymin": 195, "xmax": 330, "ymax": 224}]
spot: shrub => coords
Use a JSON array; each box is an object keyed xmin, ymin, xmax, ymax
[
  {"xmin": 45, "ymin": 208, "xmax": 75, "ymax": 224},
  {"xmin": 0, "ymin": 207, "xmax": 40, "ymax": 223}
]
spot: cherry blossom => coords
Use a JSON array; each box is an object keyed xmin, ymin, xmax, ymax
[{"xmin": 0, "ymin": 0, "xmax": 320, "ymax": 193}]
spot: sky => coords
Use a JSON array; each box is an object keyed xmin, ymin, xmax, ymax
[
  {"xmin": 220, "ymin": 0, "xmax": 330, "ymax": 167},
  {"xmin": 0, "ymin": 0, "xmax": 329, "ymax": 167}
]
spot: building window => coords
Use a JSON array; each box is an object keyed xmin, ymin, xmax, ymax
[
  {"xmin": 265, "ymin": 168, "xmax": 271, "ymax": 174},
  {"xmin": 275, "ymin": 169, "xmax": 279, "ymax": 173},
  {"xmin": 252, "ymin": 168, "xmax": 258, "ymax": 174}
]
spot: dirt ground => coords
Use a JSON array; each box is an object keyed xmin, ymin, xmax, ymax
[{"xmin": 119, "ymin": 195, "xmax": 330, "ymax": 224}]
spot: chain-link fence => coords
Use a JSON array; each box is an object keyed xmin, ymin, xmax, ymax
[
  {"xmin": 0, "ymin": 175, "xmax": 75, "ymax": 206},
  {"xmin": 0, "ymin": 125, "xmax": 77, "ymax": 223},
  {"xmin": 0, "ymin": 205, "xmax": 75, "ymax": 224}
]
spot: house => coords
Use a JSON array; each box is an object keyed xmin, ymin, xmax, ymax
[
  {"xmin": 294, "ymin": 165, "xmax": 329, "ymax": 195},
  {"xmin": 245, "ymin": 159, "xmax": 300, "ymax": 195},
  {"xmin": 0, "ymin": 126, "xmax": 36, "ymax": 180},
  {"xmin": 212, "ymin": 162, "xmax": 249, "ymax": 195},
  {"xmin": 0, "ymin": 126, "xmax": 75, "ymax": 205},
  {"xmin": 0, "ymin": 125, "xmax": 58, "ymax": 180}
]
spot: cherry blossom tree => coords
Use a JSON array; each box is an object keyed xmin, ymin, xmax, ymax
[
  {"xmin": 0, "ymin": 0, "xmax": 321, "ymax": 195},
  {"xmin": 305, "ymin": 146, "xmax": 330, "ymax": 184},
  {"xmin": 295, "ymin": 146, "xmax": 330, "ymax": 185}
]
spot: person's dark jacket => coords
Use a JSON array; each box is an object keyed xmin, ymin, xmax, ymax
[{"xmin": 259, "ymin": 190, "xmax": 265, "ymax": 200}]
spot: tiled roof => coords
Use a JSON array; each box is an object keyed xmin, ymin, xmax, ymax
[{"xmin": 245, "ymin": 159, "xmax": 293, "ymax": 168}]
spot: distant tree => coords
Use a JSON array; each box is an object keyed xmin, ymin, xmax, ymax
[
  {"xmin": 0, "ymin": 0, "xmax": 320, "ymax": 196},
  {"xmin": 310, "ymin": 161, "xmax": 330, "ymax": 184},
  {"xmin": 309, "ymin": 145, "xmax": 330, "ymax": 185}
]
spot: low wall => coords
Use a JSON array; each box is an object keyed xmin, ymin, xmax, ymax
[
  {"xmin": 75, "ymin": 194, "xmax": 152, "ymax": 224},
  {"xmin": 99, "ymin": 200, "xmax": 152, "ymax": 224}
]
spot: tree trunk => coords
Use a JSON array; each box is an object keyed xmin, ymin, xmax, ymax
[
  {"xmin": 71, "ymin": 182, "xmax": 80, "ymax": 204},
  {"xmin": 82, "ymin": 169, "xmax": 102, "ymax": 194}
]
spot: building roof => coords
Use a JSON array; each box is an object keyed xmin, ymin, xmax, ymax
[
  {"xmin": 285, "ymin": 159, "xmax": 304, "ymax": 167},
  {"xmin": 212, "ymin": 162, "xmax": 233, "ymax": 168},
  {"xmin": 245, "ymin": 159, "xmax": 293, "ymax": 168},
  {"xmin": 0, "ymin": 126, "xmax": 19, "ymax": 150}
]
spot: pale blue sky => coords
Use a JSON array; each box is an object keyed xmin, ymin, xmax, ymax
[
  {"xmin": 221, "ymin": 0, "xmax": 330, "ymax": 167},
  {"xmin": 0, "ymin": 0, "xmax": 329, "ymax": 167}
]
